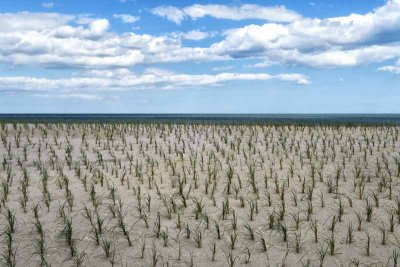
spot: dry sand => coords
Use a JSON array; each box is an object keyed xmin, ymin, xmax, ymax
[{"xmin": 0, "ymin": 123, "xmax": 399, "ymax": 266}]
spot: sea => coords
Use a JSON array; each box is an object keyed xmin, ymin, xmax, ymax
[{"xmin": 0, "ymin": 114, "xmax": 400, "ymax": 125}]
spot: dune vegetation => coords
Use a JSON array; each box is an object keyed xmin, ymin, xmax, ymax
[{"xmin": 0, "ymin": 122, "xmax": 400, "ymax": 266}]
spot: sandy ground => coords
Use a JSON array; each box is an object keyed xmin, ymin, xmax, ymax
[{"xmin": 0, "ymin": 123, "xmax": 399, "ymax": 267}]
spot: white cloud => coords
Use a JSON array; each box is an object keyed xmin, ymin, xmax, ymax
[
  {"xmin": 182, "ymin": 30, "xmax": 212, "ymax": 41},
  {"xmin": 0, "ymin": 12, "xmax": 224, "ymax": 68},
  {"xmin": 0, "ymin": 69, "xmax": 310, "ymax": 93},
  {"xmin": 143, "ymin": 68, "xmax": 176, "ymax": 76},
  {"xmin": 0, "ymin": 14, "xmax": 146, "ymax": 68},
  {"xmin": 246, "ymin": 61, "xmax": 277, "ymax": 68},
  {"xmin": 377, "ymin": 58, "xmax": 400, "ymax": 74},
  {"xmin": 169, "ymin": 30, "xmax": 214, "ymax": 41},
  {"xmin": 183, "ymin": 4, "xmax": 301, "ymax": 22},
  {"xmin": 84, "ymin": 68, "xmax": 132, "ymax": 78},
  {"xmin": 42, "ymin": 2, "xmax": 54, "ymax": 8},
  {"xmin": 1, "ymin": 0, "xmax": 400, "ymax": 71},
  {"xmin": 36, "ymin": 93, "xmax": 103, "ymax": 100},
  {"xmin": 151, "ymin": 6, "xmax": 186, "ymax": 25},
  {"xmin": 0, "ymin": 12, "xmax": 73, "ymax": 32},
  {"xmin": 151, "ymin": 4, "xmax": 301, "ymax": 24},
  {"xmin": 212, "ymin": 65, "xmax": 235, "ymax": 71},
  {"xmin": 264, "ymin": 46, "xmax": 400, "ymax": 68},
  {"xmin": 209, "ymin": 0, "xmax": 400, "ymax": 67},
  {"xmin": 377, "ymin": 65, "xmax": 400, "ymax": 74},
  {"xmin": 113, "ymin": 14, "xmax": 140, "ymax": 23},
  {"xmin": 88, "ymin": 19, "xmax": 110, "ymax": 34}
]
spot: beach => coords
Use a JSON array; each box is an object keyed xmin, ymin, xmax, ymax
[{"xmin": 0, "ymin": 122, "xmax": 399, "ymax": 266}]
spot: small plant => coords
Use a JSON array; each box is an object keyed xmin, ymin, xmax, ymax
[
  {"xmin": 355, "ymin": 211, "xmax": 363, "ymax": 231},
  {"xmin": 258, "ymin": 232, "xmax": 268, "ymax": 252},
  {"xmin": 365, "ymin": 233, "xmax": 372, "ymax": 256},
  {"xmin": 316, "ymin": 244, "xmax": 328, "ymax": 267},
  {"xmin": 71, "ymin": 250, "xmax": 86, "ymax": 267},
  {"xmin": 227, "ymin": 230, "xmax": 238, "ymax": 250},
  {"xmin": 225, "ymin": 252, "xmax": 238, "ymax": 267},
  {"xmin": 231, "ymin": 209, "xmax": 238, "ymax": 231},
  {"xmin": 290, "ymin": 210, "xmax": 301, "ymax": 230},
  {"xmin": 185, "ymin": 222, "xmax": 191, "ymax": 239},
  {"xmin": 5, "ymin": 209, "xmax": 16, "ymax": 234},
  {"xmin": 327, "ymin": 232, "xmax": 336, "ymax": 256},
  {"xmin": 160, "ymin": 229, "xmax": 168, "ymax": 247},
  {"xmin": 140, "ymin": 237, "xmax": 146, "ymax": 259},
  {"xmin": 150, "ymin": 242, "xmax": 160, "ymax": 267},
  {"xmin": 319, "ymin": 192, "xmax": 325, "ymax": 208},
  {"xmin": 214, "ymin": 221, "xmax": 221, "ymax": 240},
  {"xmin": 310, "ymin": 219, "xmax": 318, "ymax": 243},
  {"xmin": 387, "ymin": 209, "xmax": 396, "ymax": 233},
  {"xmin": 329, "ymin": 215, "xmax": 338, "ymax": 232},
  {"xmin": 306, "ymin": 200, "xmax": 313, "ymax": 221},
  {"xmin": 243, "ymin": 246, "xmax": 251, "ymax": 264},
  {"xmin": 193, "ymin": 228, "xmax": 203, "ymax": 248},
  {"xmin": 58, "ymin": 217, "xmax": 75, "ymax": 257},
  {"xmin": 116, "ymin": 210, "xmax": 132, "ymax": 247},
  {"xmin": 210, "ymin": 241, "xmax": 217, "ymax": 261},
  {"xmin": 278, "ymin": 222, "xmax": 288, "ymax": 242},
  {"xmin": 346, "ymin": 222, "xmax": 354, "ymax": 244},
  {"xmin": 371, "ymin": 191, "xmax": 380, "ymax": 208},
  {"xmin": 193, "ymin": 197, "xmax": 204, "ymax": 220},
  {"xmin": 201, "ymin": 212, "xmax": 210, "ymax": 229},
  {"xmin": 101, "ymin": 238, "xmax": 115, "ymax": 260},
  {"xmin": 365, "ymin": 198, "xmax": 373, "ymax": 222},
  {"xmin": 244, "ymin": 223, "xmax": 254, "ymax": 240},
  {"xmin": 267, "ymin": 211, "xmax": 275, "ymax": 229},
  {"xmin": 337, "ymin": 197, "xmax": 345, "ymax": 222},
  {"xmin": 153, "ymin": 212, "xmax": 161, "ymax": 238},
  {"xmin": 380, "ymin": 225, "xmax": 387, "ymax": 245},
  {"xmin": 292, "ymin": 231, "xmax": 303, "ymax": 253},
  {"xmin": 0, "ymin": 226, "xmax": 17, "ymax": 267}
]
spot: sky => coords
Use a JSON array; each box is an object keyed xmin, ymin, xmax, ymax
[{"xmin": 0, "ymin": 0, "xmax": 400, "ymax": 113}]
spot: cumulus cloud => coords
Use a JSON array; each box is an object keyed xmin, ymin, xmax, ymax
[
  {"xmin": 0, "ymin": 14, "xmax": 149, "ymax": 68},
  {"xmin": 264, "ymin": 46, "xmax": 400, "ymax": 68},
  {"xmin": 1, "ymin": 0, "xmax": 400, "ymax": 71},
  {"xmin": 113, "ymin": 14, "xmax": 140, "ymax": 23},
  {"xmin": 151, "ymin": 4, "xmax": 301, "ymax": 24},
  {"xmin": 210, "ymin": 0, "xmax": 400, "ymax": 67},
  {"xmin": 0, "ymin": 12, "xmax": 225, "ymax": 69},
  {"xmin": 0, "ymin": 12, "xmax": 73, "ymax": 32}
]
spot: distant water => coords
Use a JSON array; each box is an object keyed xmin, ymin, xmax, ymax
[{"xmin": 0, "ymin": 114, "xmax": 400, "ymax": 125}]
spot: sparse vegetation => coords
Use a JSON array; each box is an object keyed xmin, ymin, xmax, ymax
[{"xmin": 0, "ymin": 122, "xmax": 398, "ymax": 266}]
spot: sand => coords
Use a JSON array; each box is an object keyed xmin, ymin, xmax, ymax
[{"xmin": 0, "ymin": 123, "xmax": 399, "ymax": 266}]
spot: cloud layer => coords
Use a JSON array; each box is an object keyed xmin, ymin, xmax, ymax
[
  {"xmin": 0, "ymin": 68, "xmax": 309, "ymax": 93},
  {"xmin": 1, "ymin": 1, "xmax": 400, "ymax": 70},
  {"xmin": 151, "ymin": 4, "xmax": 301, "ymax": 25},
  {"xmin": 209, "ymin": 0, "xmax": 400, "ymax": 67},
  {"xmin": 1, "ymin": 1, "xmax": 400, "ymax": 96}
]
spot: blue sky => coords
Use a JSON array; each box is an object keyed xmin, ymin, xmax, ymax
[{"xmin": 0, "ymin": 0, "xmax": 400, "ymax": 113}]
